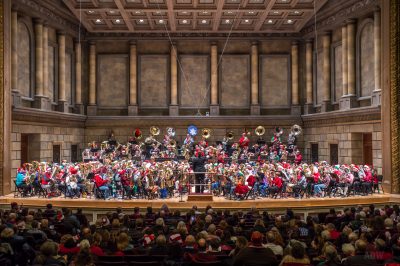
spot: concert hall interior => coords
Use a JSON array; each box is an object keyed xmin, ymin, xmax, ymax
[{"xmin": 0, "ymin": 0, "xmax": 399, "ymax": 227}]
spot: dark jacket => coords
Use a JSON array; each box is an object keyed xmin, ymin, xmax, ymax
[{"xmin": 233, "ymin": 246, "xmax": 278, "ymax": 266}]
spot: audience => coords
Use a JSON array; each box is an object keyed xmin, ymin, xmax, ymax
[{"xmin": 1, "ymin": 203, "xmax": 400, "ymax": 266}]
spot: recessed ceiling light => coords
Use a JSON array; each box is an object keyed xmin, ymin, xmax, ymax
[
  {"xmin": 268, "ymin": 19, "xmax": 273, "ymax": 23},
  {"xmin": 201, "ymin": 19, "xmax": 207, "ymax": 24},
  {"xmin": 273, "ymin": 11, "xmax": 279, "ymax": 14},
  {"xmin": 202, "ymin": 11, "xmax": 208, "ymax": 14},
  {"xmin": 248, "ymin": 11, "xmax": 254, "ymax": 14},
  {"xmin": 182, "ymin": 19, "xmax": 188, "ymax": 24},
  {"xmin": 282, "ymin": 0, "xmax": 287, "ymax": 2},
  {"xmin": 244, "ymin": 19, "xmax": 249, "ymax": 23},
  {"xmin": 294, "ymin": 11, "xmax": 300, "ymax": 14},
  {"xmin": 135, "ymin": 11, "xmax": 141, "ymax": 14},
  {"xmin": 182, "ymin": 11, "xmax": 188, "ymax": 14},
  {"xmin": 225, "ymin": 19, "xmax": 230, "ymax": 23},
  {"xmin": 95, "ymin": 19, "xmax": 102, "ymax": 23},
  {"xmin": 287, "ymin": 19, "xmax": 293, "ymax": 23},
  {"xmin": 228, "ymin": 11, "xmax": 233, "ymax": 14},
  {"xmin": 109, "ymin": 10, "xmax": 116, "ymax": 14},
  {"xmin": 156, "ymin": 11, "xmax": 161, "ymax": 14},
  {"xmin": 115, "ymin": 19, "xmax": 121, "ymax": 23},
  {"xmin": 88, "ymin": 10, "xmax": 95, "ymax": 14},
  {"xmin": 139, "ymin": 19, "xmax": 144, "ymax": 23},
  {"xmin": 159, "ymin": 19, "xmax": 164, "ymax": 23}
]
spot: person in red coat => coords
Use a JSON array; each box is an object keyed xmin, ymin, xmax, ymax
[
  {"xmin": 295, "ymin": 150, "xmax": 303, "ymax": 164},
  {"xmin": 94, "ymin": 173, "xmax": 110, "ymax": 199},
  {"xmin": 239, "ymin": 133, "xmax": 250, "ymax": 148},
  {"xmin": 268, "ymin": 172, "xmax": 283, "ymax": 198}
]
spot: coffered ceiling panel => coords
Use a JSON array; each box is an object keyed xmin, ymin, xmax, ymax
[{"xmin": 63, "ymin": 0, "xmax": 328, "ymax": 33}]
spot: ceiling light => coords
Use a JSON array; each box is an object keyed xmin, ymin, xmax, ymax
[
  {"xmin": 248, "ymin": 11, "xmax": 254, "ymax": 14},
  {"xmin": 225, "ymin": 19, "xmax": 230, "ymax": 23},
  {"xmin": 273, "ymin": 11, "xmax": 279, "ymax": 14},
  {"xmin": 201, "ymin": 19, "xmax": 207, "ymax": 24},
  {"xmin": 182, "ymin": 11, "xmax": 188, "ymax": 14},
  {"xmin": 294, "ymin": 11, "xmax": 300, "ymax": 14},
  {"xmin": 109, "ymin": 10, "xmax": 116, "ymax": 14},
  {"xmin": 95, "ymin": 19, "xmax": 102, "ymax": 23},
  {"xmin": 159, "ymin": 19, "xmax": 164, "ymax": 23},
  {"xmin": 156, "ymin": 11, "xmax": 161, "ymax": 14},
  {"xmin": 88, "ymin": 10, "xmax": 95, "ymax": 14},
  {"xmin": 115, "ymin": 19, "xmax": 121, "ymax": 23},
  {"xmin": 135, "ymin": 11, "xmax": 141, "ymax": 14},
  {"xmin": 202, "ymin": 11, "xmax": 208, "ymax": 14},
  {"xmin": 228, "ymin": 11, "xmax": 233, "ymax": 14},
  {"xmin": 245, "ymin": 19, "xmax": 249, "ymax": 23},
  {"xmin": 287, "ymin": 19, "xmax": 293, "ymax": 23},
  {"xmin": 268, "ymin": 19, "xmax": 273, "ymax": 23},
  {"xmin": 139, "ymin": 19, "xmax": 144, "ymax": 23},
  {"xmin": 182, "ymin": 19, "xmax": 188, "ymax": 24}
]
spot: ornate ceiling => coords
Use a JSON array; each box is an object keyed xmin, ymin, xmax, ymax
[{"xmin": 62, "ymin": 0, "xmax": 328, "ymax": 33}]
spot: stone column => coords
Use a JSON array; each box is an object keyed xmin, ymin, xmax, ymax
[
  {"xmin": 57, "ymin": 32, "xmax": 68, "ymax": 112},
  {"xmin": 339, "ymin": 23, "xmax": 349, "ymax": 109},
  {"xmin": 250, "ymin": 41, "xmax": 260, "ymax": 115},
  {"xmin": 34, "ymin": 19, "xmax": 46, "ymax": 108},
  {"xmin": 169, "ymin": 43, "xmax": 178, "ymax": 116},
  {"xmin": 372, "ymin": 8, "xmax": 381, "ymax": 106},
  {"xmin": 321, "ymin": 32, "xmax": 332, "ymax": 112},
  {"xmin": 344, "ymin": 19, "xmax": 358, "ymax": 108},
  {"xmin": 75, "ymin": 41, "xmax": 83, "ymax": 114},
  {"xmin": 291, "ymin": 41, "xmax": 301, "ymax": 115},
  {"xmin": 87, "ymin": 41, "xmax": 97, "ymax": 115},
  {"xmin": 304, "ymin": 40, "xmax": 313, "ymax": 114},
  {"xmin": 42, "ymin": 25, "xmax": 50, "ymax": 110},
  {"xmin": 210, "ymin": 42, "xmax": 219, "ymax": 115},
  {"xmin": 11, "ymin": 10, "xmax": 20, "ymax": 106},
  {"xmin": 128, "ymin": 41, "xmax": 138, "ymax": 115}
]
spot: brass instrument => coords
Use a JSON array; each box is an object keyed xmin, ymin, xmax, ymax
[
  {"xmin": 291, "ymin": 124, "xmax": 302, "ymax": 136},
  {"xmin": 166, "ymin": 127, "xmax": 176, "ymax": 137},
  {"xmin": 255, "ymin": 126, "xmax": 266, "ymax": 136},
  {"xmin": 169, "ymin": 139, "xmax": 177, "ymax": 148},
  {"xmin": 202, "ymin": 128, "xmax": 212, "ymax": 139},
  {"xmin": 226, "ymin": 131, "xmax": 234, "ymax": 140},
  {"xmin": 150, "ymin": 126, "xmax": 160, "ymax": 136}
]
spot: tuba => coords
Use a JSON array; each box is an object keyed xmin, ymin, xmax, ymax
[
  {"xmin": 202, "ymin": 128, "xmax": 212, "ymax": 139},
  {"xmin": 166, "ymin": 127, "xmax": 176, "ymax": 137},
  {"xmin": 291, "ymin": 124, "xmax": 302, "ymax": 136},
  {"xmin": 169, "ymin": 139, "xmax": 177, "ymax": 148},
  {"xmin": 255, "ymin": 126, "xmax": 265, "ymax": 136},
  {"xmin": 226, "ymin": 131, "xmax": 234, "ymax": 140},
  {"xmin": 150, "ymin": 126, "xmax": 160, "ymax": 136}
]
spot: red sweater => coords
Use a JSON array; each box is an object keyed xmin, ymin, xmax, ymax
[
  {"xmin": 90, "ymin": 245, "xmax": 104, "ymax": 257},
  {"xmin": 94, "ymin": 174, "xmax": 108, "ymax": 187}
]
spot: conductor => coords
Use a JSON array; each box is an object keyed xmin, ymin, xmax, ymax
[{"xmin": 191, "ymin": 153, "xmax": 207, "ymax": 193}]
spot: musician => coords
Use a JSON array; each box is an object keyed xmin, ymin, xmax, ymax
[
  {"xmin": 361, "ymin": 165, "xmax": 373, "ymax": 195},
  {"xmin": 234, "ymin": 172, "xmax": 249, "ymax": 200},
  {"xmin": 239, "ymin": 133, "xmax": 249, "ymax": 148},
  {"xmin": 191, "ymin": 152, "xmax": 207, "ymax": 193},
  {"xmin": 268, "ymin": 171, "xmax": 283, "ymax": 198},
  {"xmin": 66, "ymin": 167, "xmax": 80, "ymax": 198},
  {"xmin": 295, "ymin": 150, "xmax": 303, "ymax": 165},
  {"xmin": 16, "ymin": 168, "xmax": 31, "ymax": 195},
  {"xmin": 120, "ymin": 169, "xmax": 132, "ymax": 199},
  {"xmin": 313, "ymin": 170, "xmax": 331, "ymax": 197},
  {"xmin": 40, "ymin": 167, "xmax": 53, "ymax": 197},
  {"xmin": 94, "ymin": 172, "xmax": 111, "ymax": 199}
]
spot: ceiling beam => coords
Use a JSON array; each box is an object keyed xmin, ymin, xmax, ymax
[
  {"xmin": 212, "ymin": 0, "xmax": 225, "ymax": 31},
  {"xmin": 100, "ymin": 11, "xmax": 113, "ymax": 29},
  {"xmin": 295, "ymin": 0, "xmax": 328, "ymax": 32},
  {"xmin": 142, "ymin": 0, "xmax": 155, "ymax": 29},
  {"xmin": 254, "ymin": 0, "xmax": 277, "ymax": 31},
  {"xmin": 62, "ymin": 0, "xmax": 94, "ymax": 31},
  {"xmin": 77, "ymin": 7, "xmax": 316, "ymax": 13},
  {"xmin": 166, "ymin": 0, "xmax": 176, "ymax": 32},
  {"xmin": 114, "ymin": 0, "xmax": 135, "ymax": 31}
]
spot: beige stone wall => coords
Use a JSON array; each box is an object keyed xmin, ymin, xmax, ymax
[
  {"xmin": 303, "ymin": 121, "xmax": 382, "ymax": 173},
  {"xmin": 10, "ymin": 122, "xmax": 85, "ymax": 177},
  {"xmin": 17, "ymin": 21, "xmax": 31, "ymax": 98}
]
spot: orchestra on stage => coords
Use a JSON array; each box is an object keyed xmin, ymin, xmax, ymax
[{"xmin": 14, "ymin": 125, "xmax": 380, "ymax": 200}]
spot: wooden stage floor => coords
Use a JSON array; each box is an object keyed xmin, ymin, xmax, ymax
[{"xmin": 1, "ymin": 193, "xmax": 399, "ymax": 212}]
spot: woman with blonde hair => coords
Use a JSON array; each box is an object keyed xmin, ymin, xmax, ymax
[
  {"xmin": 177, "ymin": 221, "xmax": 188, "ymax": 238},
  {"xmin": 114, "ymin": 232, "xmax": 132, "ymax": 256}
]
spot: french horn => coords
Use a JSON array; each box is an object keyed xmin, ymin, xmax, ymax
[
  {"xmin": 202, "ymin": 128, "xmax": 212, "ymax": 139},
  {"xmin": 150, "ymin": 126, "xmax": 160, "ymax": 136},
  {"xmin": 255, "ymin": 126, "xmax": 266, "ymax": 136}
]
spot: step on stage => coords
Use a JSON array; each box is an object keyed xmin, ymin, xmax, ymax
[{"xmin": 0, "ymin": 193, "xmax": 398, "ymax": 212}]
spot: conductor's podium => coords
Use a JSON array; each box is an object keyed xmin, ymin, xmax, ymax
[{"xmin": 187, "ymin": 193, "xmax": 213, "ymax": 201}]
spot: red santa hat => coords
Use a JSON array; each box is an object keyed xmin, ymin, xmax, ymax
[
  {"xmin": 169, "ymin": 233, "xmax": 183, "ymax": 244},
  {"xmin": 70, "ymin": 167, "xmax": 78, "ymax": 175},
  {"xmin": 143, "ymin": 234, "xmax": 155, "ymax": 246}
]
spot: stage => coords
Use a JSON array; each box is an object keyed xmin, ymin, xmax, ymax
[{"xmin": 0, "ymin": 193, "xmax": 398, "ymax": 213}]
